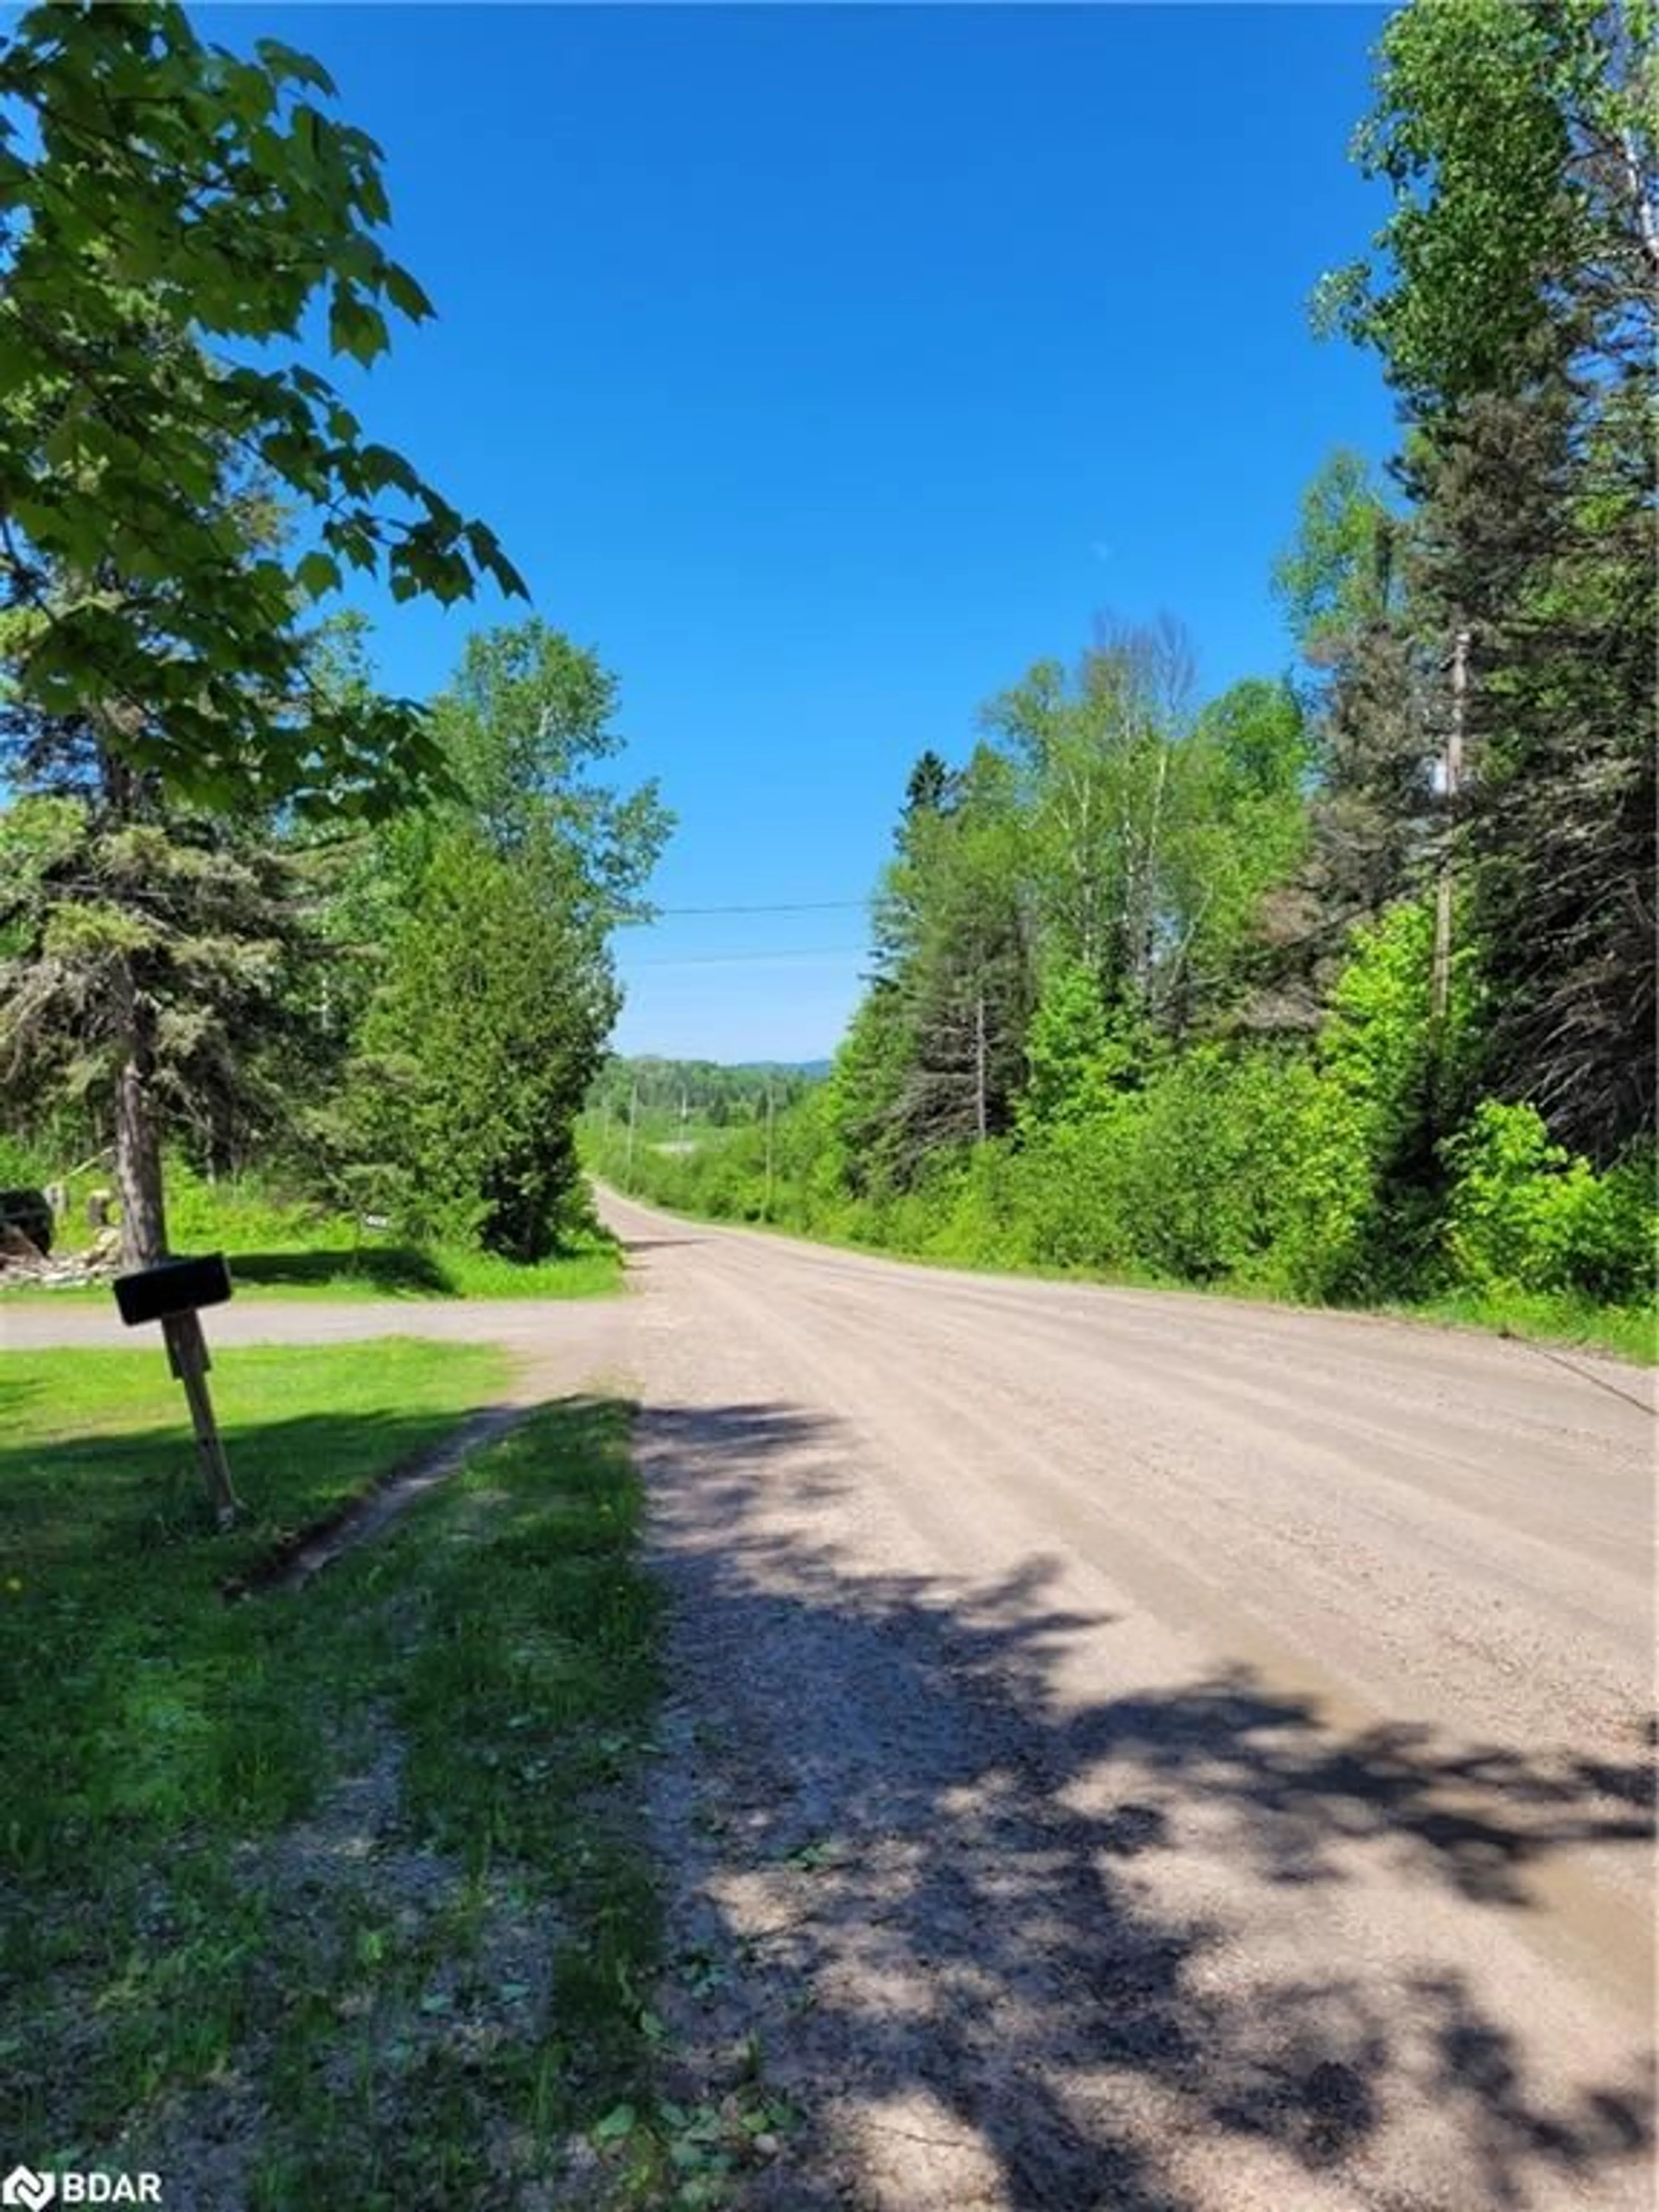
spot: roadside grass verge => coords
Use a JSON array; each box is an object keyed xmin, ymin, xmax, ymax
[
  {"xmin": 3, "ymin": 1239, "xmax": 622, "ymax": 1304},
  {"xmin": 1377, "ymin": 1286, "xmax": 1656, "ymax": 1366},
  {"xmin": 222, "ymin": 1236, "xmax": 621, "ymax": 1303},
  {"xmin": 0, "ymin": 1349, "xmax": 715, "ymax": 2208},
  {"xmin": 2, "ymin": 1160, "xmax": 623, "ymax": 1303}
]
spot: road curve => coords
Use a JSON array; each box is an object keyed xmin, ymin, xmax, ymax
[{"xmin": 7, "ymin": 1197, "xmax": 1654, "ymax": 2208}]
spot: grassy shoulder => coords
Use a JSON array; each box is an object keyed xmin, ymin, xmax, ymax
[
  {"xmin": 1381, "ymin": 1286, "xmax": 1656, "ymax": 1366},
  {"xmin": 0, "ymin": 1344, "xmax": 778, "ymax": 2210},
  {"xmin": 4, "ymin": 1158, "xmax": 623, "ymax": 1303}
]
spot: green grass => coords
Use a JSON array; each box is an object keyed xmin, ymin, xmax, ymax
[
  {"xmin": 0, "ymin": 1348, "xmax": 694, "ymax": 2206},
  {"xmin": 222, "ymin": 1236, "xmax": 622, "ymax": 1302},
  {"xmin": 5, "ymin": 1158, "xmax": 623, "ymax": 1302},
  {"xmin": 1389, "ymin": 1286, "xmax": 1657, "ymax": 1366},
  {"xmin": 0, "ymin": 1342, "xmax": 513, "ymax": 1868}
]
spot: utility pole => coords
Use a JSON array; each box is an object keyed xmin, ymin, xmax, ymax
[
  {"xmin": 626, "ymin": 1078, "xmax": 639, "ymax": 1185},
  {"xmin": 763, "ymin": 1083, "xmax": 775, "ymax": 1218},
  {"xmin": 1431, "ymin": 626, "xmax": 1472, "ymax": 1026},
  {"xmin": 973, "ymin": 987, "xmax": 988, "ymax": 1144}
]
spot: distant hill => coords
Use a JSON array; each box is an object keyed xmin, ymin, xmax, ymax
[
  {"xmin": 587, "ymin": 1054, "xmax": 830, "ymax": 1126},
  {"xmin": 730, "ymin": 1058, "xmax": 832, "ymax": 1078}
]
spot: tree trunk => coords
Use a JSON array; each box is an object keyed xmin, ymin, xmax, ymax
[
  {"xmin": 97, "ymin": 725, "xmax": 170, "ymax": 1270},
  {"xmin": 113, "ymin": 960, "xmax": 169, "ymax": 1268},
  {"xmin": 1430, "ymin": 625, "xmax": 1471, "ymax": 1030},
  {"xmin": 1619, "ymin": 128, "xmax": 1659, "ymax": 280}
]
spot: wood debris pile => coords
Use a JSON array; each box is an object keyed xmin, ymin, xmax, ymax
[{"xmin": 0, "ymin": 1222, "xmax": 122, "ymax": 1287}]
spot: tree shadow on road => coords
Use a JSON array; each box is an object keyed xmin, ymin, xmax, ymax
[{"xmin": 633, "ymin": 1398, "xmax": 1656, "ymax": 2212}]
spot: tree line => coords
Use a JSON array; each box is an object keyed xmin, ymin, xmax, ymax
[
  {"xmin": 0, "ymin": 4, "xmax": 666, "ymax": 1266},
  {"xmin": 594, "ymin": 0, "xmax": 1655, "ymax": 1326},
  {"xmin": 590, "ymin": 1058, "xmax": 826, "ymax": 1136}
]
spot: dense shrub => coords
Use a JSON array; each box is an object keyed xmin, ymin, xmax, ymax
[
  {"xmin": 1011, "ymin": 1114, "xmax": 1138, "ymax": 1273},
  {"xmin": 1442, "ymin": 1102, "xmax": 1655, "ymax": 1303},
  {"xmin": 0, "ymin": 1135, "xmax": 54, "ymax": 1189}
]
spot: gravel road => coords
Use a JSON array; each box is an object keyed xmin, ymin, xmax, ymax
[{"xmin": 8, "ymin": 1197, "xmax": 1653, "ymax": 2209}]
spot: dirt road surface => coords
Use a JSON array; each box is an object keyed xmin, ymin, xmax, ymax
[{"xmin": 8, "ymin": 1196, "xmax": 1654, "ymax": 2209}]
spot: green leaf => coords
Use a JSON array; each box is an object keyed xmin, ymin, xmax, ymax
[
  {"xmin": 253, "ymin": 38, "xmax": 338, "ymax": 97},
  {"xmin": 383, "ymin": 261, "xmax": 435, "ymax": 323},
  {"xmin": 295, "ymin": 550, "xmax": 342, "ymax": 601},
  {"xmin": 0, "ymin": 0, "xmax": 519, "ymax": 811},
  {"xmin": 327, "ymin": 289, "xmax": 391, "ymax": 367}
]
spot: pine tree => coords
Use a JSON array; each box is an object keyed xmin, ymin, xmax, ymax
[
  {"xmin": 1325, "ymin": 0, "xmax": 1656, "ymax": 1155},
  {"xmin": 0, "ymin": 710, "xmax": 317, "ymax": 1261}
]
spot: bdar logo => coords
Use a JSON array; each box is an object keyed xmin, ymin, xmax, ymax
[
  {"xmin": 2, "ymin": 2170, "xmax": 55, "ymax": 2211},
  {"xmin": 2, "ymin": 2180, "xmax": 155, "ymax": 2209}
]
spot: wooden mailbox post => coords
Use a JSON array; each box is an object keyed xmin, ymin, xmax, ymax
[{"xmin": 112, "ymin": 1255, "xmax": 242, "ymax": 1527}]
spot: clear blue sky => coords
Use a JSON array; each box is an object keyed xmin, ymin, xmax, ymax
[{"xmin": 226, "ymin": 3, "xmax": 1398, "ymax": 1062}]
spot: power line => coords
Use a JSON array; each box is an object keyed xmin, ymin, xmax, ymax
[
  {"xmin": 625, "ymin": 946, "xmax": 867, "ymax": 969},
  {"xmin": 621, "ymin": 899, "xmax": 866, "ymax": 920}
]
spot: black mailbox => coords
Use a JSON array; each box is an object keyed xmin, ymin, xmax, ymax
[{"xmin": 113, "ymin": 1253, "xmax": 234, "ymax": 1327}]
